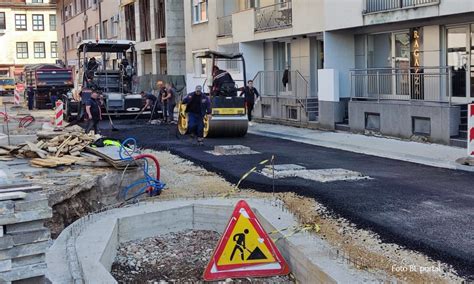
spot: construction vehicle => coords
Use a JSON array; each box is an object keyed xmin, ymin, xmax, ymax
[
  {"xmin": 24, "ymin": 64, "xmax": 74, "ymax": 109},
  {"xmin": 178, "ymin": 51, "xmax": 248, "ymax": 137},
  {"xmin": 62, "ymin": 40, "xmax": 145, "ymax": 120},
  {"xmin": 0, "ymin": 77, "xmax": 16, "ymax": 96}
]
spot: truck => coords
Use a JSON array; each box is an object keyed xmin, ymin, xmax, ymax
[
  {"xmin": 0, "ymin": 77, "xmax": 16, "ymax": 96},
  {"xmin": 63, "ymin": 39, "xmax": 146, "ymax": 121},
  {"xmin": 24, "ymin": 64, "xmax": 74, "ymax": 109}
]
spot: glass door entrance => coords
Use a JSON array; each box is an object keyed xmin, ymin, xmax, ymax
[{"xmin": 447, "ymin": 26, "xmax": 470, "ymax": 102}]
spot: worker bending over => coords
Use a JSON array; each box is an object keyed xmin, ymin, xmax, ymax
[
  {"xmin": 182, "ymin": 85, "xmax": 212, "ymax": 145},
  {"xmin": 140, "ymin": 91, "xmax": 159, "ymax": 119}
]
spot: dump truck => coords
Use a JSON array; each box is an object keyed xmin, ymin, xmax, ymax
[{"xmin": 24, "ymin": 64, "xmax": 74, "ymax": 109}]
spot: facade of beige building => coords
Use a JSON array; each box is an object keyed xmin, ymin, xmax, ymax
[
  {"xmin": 56, "ymin": 0, "xmax": 121, "ymax": 68},
  {"xmin": 0, "ymin": 0, "xmax": 58, "ymax": 79}
]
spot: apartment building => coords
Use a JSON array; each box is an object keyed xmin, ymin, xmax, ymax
[
  {"xmin": 324, "ymin": 0, "xmax": 474, "ymax": 145},
  {"xmin": 184, "ymin": 0, "xmax": 325, "ymax": 124},
  {"xmin": 185, "ymin": 0, "xmax": 474, "ymax": 145},
  {"xmin": 0, "ymin": 0, "xmax": 58, "ymax": 79},
  {"xmin": 120, "ymin": 0, "xmax": 185, "ymax": 77},
  {"xmin": 56, "ymin": 0, "xmax": 121, "ymax": 68}
]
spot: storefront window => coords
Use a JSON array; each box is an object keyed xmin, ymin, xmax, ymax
[{"xmin": 447, "ymin": 27, "xmax": 468, "ymax": 98}]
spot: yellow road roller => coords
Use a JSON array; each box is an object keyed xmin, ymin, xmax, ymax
[{"xmin": 178, "ymin": 51, "xmax": 248, "ymax": 138}]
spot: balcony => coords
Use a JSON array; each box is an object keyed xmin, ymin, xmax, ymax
[
  {"xmin": 217, "ymin": 15, "xmax": 232, "ymax": 37},
  {"xmin": 350, "ymin": 67, "xmax": 451, "ymax": 104},
  {"xmin": 364, "ymin": 0, "xmax": 439, "ymax": 14},
  {"xmin": 255, "ymin": 1, "xmax": 292, "ymax": 32}
]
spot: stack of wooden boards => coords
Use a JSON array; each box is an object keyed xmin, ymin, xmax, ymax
[{"xmin": 0, "ymin": 126, "xmax": 108, "ymax": 168}]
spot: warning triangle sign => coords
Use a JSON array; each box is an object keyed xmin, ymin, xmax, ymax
[{"xmin": 203, "ymin": 200, "xmax": 290, "ymax": 281}]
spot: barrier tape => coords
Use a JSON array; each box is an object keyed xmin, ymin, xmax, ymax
[{"xmin": 235, "ymin": 155, "xmax": 275, "ymax": 189}]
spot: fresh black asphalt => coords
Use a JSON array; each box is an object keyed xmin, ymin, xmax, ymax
[{"xmin": 100, "ymin": 121, "xmax": 474, "ymax": 279}]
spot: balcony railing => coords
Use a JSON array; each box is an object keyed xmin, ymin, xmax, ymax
[
  {"xmin": 350, "ymin": 67, "xmax": 451, "ymax": 104},
  {"xmin": 364, "ymin": 0, "xmax": 439, "ymax": 14},
  {"xmin": 255, "ymin": 1, "xmax": 292, "ymax": 32},
  {"xmin": 217, "ymin": 15, "xmax": 232, "ymax": 37}
]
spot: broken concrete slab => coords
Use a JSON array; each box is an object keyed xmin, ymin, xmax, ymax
[
  {"xmin": 206, "ymin": 145, "xmax": 260, "ymax": 156},
  {"xmin": 0, "ymin": 192, "xmax": 27, "ymax": 201},
  {"xmin": 260, "ymin": 165, "xmax": 370, "ymax": 183}
]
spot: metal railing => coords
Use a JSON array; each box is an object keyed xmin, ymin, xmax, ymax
[
  {"xmin": 253, "ymin": 70, "xmax": 308, "ymax": 99},
  {"xmin": 350, "ymin": 67, "xmax": 451, "ymax": 104},
  {"xmin": 217, "ymin": 15, "xmax": 232, "ymax": 37},
  {"xmin": 255, "ymin": 1, "xmax": 292, "ymax": 32},
  {"xmin": 364, "ymin": 0, "xmax": 439, "ymax": 13}
]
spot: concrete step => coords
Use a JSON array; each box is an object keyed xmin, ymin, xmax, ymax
[
  {"xmin": 335, "ymin": 123, "xmax": 350, "ymax": 132},
  {"xmin": 450, "ymin": 137, "xmax": 467, "ymax": 148}
]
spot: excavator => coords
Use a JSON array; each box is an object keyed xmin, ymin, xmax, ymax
[{"xmin": 178, "ymin": 51, "xmax": 248, "ymax": 137}]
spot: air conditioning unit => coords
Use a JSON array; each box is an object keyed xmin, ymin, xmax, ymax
[{"xmin": 112, "ymin": 14, "xmax": 119, "ymax": 23}]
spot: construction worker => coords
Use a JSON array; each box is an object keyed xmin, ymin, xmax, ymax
[
  {"xmin": 211, "ymin": 66, "xmax": 236, "ymax": 96},
  {"xmin": 85, "ymin": 91, "xmax": 102, "ymax": 134},
  {"xmin": 26, "ymin": 87, "xmax": 35, "ymax": 110},
  {"xmin": 182, "ymin": 85, "xmax": 212, "ymax": 145},
  {"xmin": 155, "ymin": 81, "xmax": 167, "ymax": 120},
  {"xmin": 240, "ymin": 80, "xmax": 260, "ymax": 124},
  {"xmin": 162, "ymin": 82, "xmax": 176, "ymax": 123},
  {"xmin": 140, "ymin": 91, "xmax": 158, "ymax": 119}
]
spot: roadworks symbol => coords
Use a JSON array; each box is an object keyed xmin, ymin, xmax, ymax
[{"xmin": 203, "ymin": 200, "xmax": 290, "ymax": 281}]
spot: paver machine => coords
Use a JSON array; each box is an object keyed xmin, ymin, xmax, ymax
[
  {"xmin": 63, "ymin": 40, "xmax": 146, "ymax": 120},
  {"xmin": 178, "ymin": 51, "xmax": 248, "ymax": 137}
]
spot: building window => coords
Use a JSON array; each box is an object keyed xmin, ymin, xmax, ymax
[
  {"xmin": 192, "ymin": 0, "xmax": 208, "ymax": 24},
  {"xmin": 71, "ymin": 34, "xmax": 74, "ymax": 47},
  {"xmin": 32, "ymin": 0, "xmax": 44, "ymax": 3},
  {"xmin": 32, "ymin": 14, "xmax": 44, "ymax": 31},
  {"xmin": 16, "ymin": 42, "xmax": 28, "ymax": 59},
  {"xmin": 102, "ymin": 20, "xmax": 108, "ymax": 38},
  {"xmin": 82, "ymin": 30, "xmax": 86, "ymax": 41},
  {"xmin": 0, "ymin": 12, "xmax": 5, "ymax": 30},
  {"xmin": 110, "ymin": 16, "xmax": 118, "ymax": 37},
  {"xmin": 194, "ymin": 55, "xmax": 207, "ymax": 76},
  {"xmin": 138, "ymin": 0, "xmax": 151, "ymax": 41},
  {"xmin": 66, "ymin": 36, "xmax": 69, "ymax": 50},
  {"xmin": 246, "ymin": 0, "xmax": 260, "ymax": 9},
  {"xmin": 94, "ymin": 24, "xmax": 99, "ymax": 38},
  {"xmin": 88, "ymin": 26, "xmax": 93, "ymax": 39},
  {"xmin": 51, "ymin": 41, "xmax": 58, "ymax": 58},
  {"xmin": 15, "ymin": 14, "xmax": 27, "ymax": 31},
  {"xmin": 49, "ymin": 14, "xmax": 56, "ymax": 31},
  {"xmin": 34, "ymin": 42, "xmax": 45, "ymax": 58},
  {"xmin": 124, "ymin": 4, "xmax": 136, "ymax": 40}
]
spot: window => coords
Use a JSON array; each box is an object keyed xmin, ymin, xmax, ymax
[
  {"xmin": 34, "ymin": 42, "xmax": 45, "ymax": 58},
  {"xmin": 82, "ymin": 30, "xmax": 86, "ymax": 41},
  {"xmin": 102, "ymin": 20, "xmax": 108, "ymax": 38},
  {"xmin": 94, "ymin": 24, "xmax": 99, "ymax": 38},
  {"xmin": 192, "ymin": 0, "xmax": 208, "ymax": 23},
  {"xmin": 32, "ymin": 14, "xmax": 44, "ymax": 31},
  {"xmin": 0, "ymin": 12, "xmax": 5, "ymax": 30},
  {"xmin": 246, "ymin": 0, "xmax": 260, "ymax": 9},
  {"xmin": 15, "ymin": 14, "xmax": 27, "ymax": 31},
  {"xmin": 66, "ymin": 36, "xmax": 69, "ymax": 50},
  {"xmin": 49, "ymin": 14, "xmax": 56, "ymax": 31},
  {"xmin": 51, "ymin": 42, "xmax": 58, "ymax": 58},
  {"xmin": 71, "ymin": 34, "xmax": 74, "ymax": 47},
  {"xmin": 110, "ymin": 17, "xmax": 118, "ymax": 37},
  {"xmin": 32, "ymin": 0, "xmax": 44, "ymax": 3},
  {"xmin": 16, "ymin": 42, "xmax": 28, "ymax": 59},
  {"xmin": 194, "ymin": 55, "xmax": 207, "ymax": 76},
  {"xmin": 88, "ymin": 26, "xmax": 93, "ymax": 39},
  {"xmin": 124, "ymin": 3, "xmax": 136, "ymax": 40}
]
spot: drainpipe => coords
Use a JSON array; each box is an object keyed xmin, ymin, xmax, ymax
[{"xmin": 62, "ymin": 0, "xmax": 68, "ymax": 66}]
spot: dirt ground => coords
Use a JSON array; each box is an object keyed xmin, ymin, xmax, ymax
[
  {"xmin": 111, "ymin": 230, "xmax": 294, "ymax": 283},
  {"xmin": 147, "ymin": 150, "xmax": 464, "ymax": 284}
]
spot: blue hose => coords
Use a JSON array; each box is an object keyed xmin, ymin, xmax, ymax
[{"xmin": 119, "ymin": 138, "xmax": 166, "ymax": 200}]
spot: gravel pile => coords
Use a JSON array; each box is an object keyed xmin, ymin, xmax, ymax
[{"xmin": 111, "ymin": 229, "xmax": 294, "ymax": 283}]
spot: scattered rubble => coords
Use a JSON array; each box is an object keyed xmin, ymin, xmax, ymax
[{"xmin": 111, "ymin": 230, "xmax": 294, "ymax": 283}]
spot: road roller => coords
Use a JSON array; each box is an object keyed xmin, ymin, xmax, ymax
[{"xmin": 178, "ymin": 51, "xmax": 248, "ymax": 138}]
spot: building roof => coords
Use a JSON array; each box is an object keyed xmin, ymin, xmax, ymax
[{"xmin": 77, "ymin": 40, "xmax": 136, "ymax": 53}]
